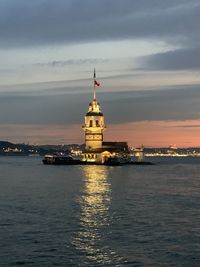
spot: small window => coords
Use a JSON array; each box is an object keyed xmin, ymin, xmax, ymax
[
  {"xmin": 96, "ymin": 120, "xmax": 100, "ymax": 127},
  {"xmin": 89, "ymin": 120, "xmax": 93, "ymax": 127}
]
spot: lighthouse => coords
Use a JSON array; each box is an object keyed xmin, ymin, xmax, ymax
[
  {"xmin": 82, "ymin": 70, "xmax": 129, "ymax": 164},
  {"xmin": 82, "ymin": 70, "xmax": 106, "ymax": 150}
]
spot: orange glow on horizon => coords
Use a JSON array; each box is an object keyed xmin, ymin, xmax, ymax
[
  {"xmin": 105, "ymin": 120, "xmax": 200, "ymax": 148},
  {"xmin": 0, "ymin": 120, "xmax": 199, "ymax": 147}
]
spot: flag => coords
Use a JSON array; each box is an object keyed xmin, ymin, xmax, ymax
[
  {"xmin": 94, "ymin": 68, "xmax": 100, "ymax": 86},
  {"xmin": 94, "ymin": 80, "xmax": 100, "ymax": 86}
]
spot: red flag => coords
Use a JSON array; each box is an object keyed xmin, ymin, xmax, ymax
[{"xmin": 94, "ymin": 80, "xmax": 100, "ymax": 86}]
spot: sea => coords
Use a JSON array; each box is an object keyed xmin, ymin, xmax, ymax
[{"xmin": 0, "ymin": 156, "xmax": 200, "ymax": 267}]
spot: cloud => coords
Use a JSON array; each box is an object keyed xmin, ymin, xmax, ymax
[
  {"xmin": 174, "ymin": 124, "xmax": 200, "ymax": 128},
  {"xmin": 0, "ymin": 0, "xmax": 199, "ymax": 48},
  {"xmin": 138, "ymin": 47, "xmax": 200, "ymax": 70},
  {"xmin": 0, "ymin": 84, "xmax": 199, "ymax": 126},
  {"xmin": 33, "ymin": 58, "xmax": 108, "ymax": 67}
]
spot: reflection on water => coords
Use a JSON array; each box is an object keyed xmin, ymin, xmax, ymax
[{"xmin": 72, "ymin": 165, "xmax": 123, "ymax": 266}]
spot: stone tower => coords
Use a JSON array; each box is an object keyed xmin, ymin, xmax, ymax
[{"xmin": 82, "ymin": 71, "xmax": 106, "ymax": 149}]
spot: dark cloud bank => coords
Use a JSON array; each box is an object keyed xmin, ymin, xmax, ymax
[
  {"xmin": 1, "ymin": 0, "xmax": 199, "ymax": 72},
  {"xmin": 0, "ymin": 0, "xmax": 199, "ymax": 48},
  {"xmin": 140, "ymin": 47, "xmax": 200, "ymax": 71},
  {"xmin": 0, "ymin": 85, "xmax": 199, "ymax": 125}
]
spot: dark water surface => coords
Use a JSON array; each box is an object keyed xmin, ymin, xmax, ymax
[{"xmin": 0, "ymin": 156, "xmax": 200, "ymax": 267}]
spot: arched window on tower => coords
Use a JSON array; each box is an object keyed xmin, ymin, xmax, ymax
[
  {"xmin": 89, "ymin": 120, "xmax": 93, "ymax": 127},
  {"xmin": 96, "ymin": 120, "xmax": 100, "ymax": 127}
]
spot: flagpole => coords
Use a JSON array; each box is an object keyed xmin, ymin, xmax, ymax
[{"xmin": 93, "ymin": 68, "xmax": 96, "ymax": 100}]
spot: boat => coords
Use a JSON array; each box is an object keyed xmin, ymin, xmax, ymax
[
  {"xmin": 42, "ymin": 154, "xmax": 82, "ymax": 165},
  {"xmin": 104, "ymin": 156, "xmax": 124, "ymax": 166}
]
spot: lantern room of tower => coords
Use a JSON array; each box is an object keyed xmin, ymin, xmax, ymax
[{"xmin": 83, "ymin": 99, "xmax": 106, "ymax": 131}]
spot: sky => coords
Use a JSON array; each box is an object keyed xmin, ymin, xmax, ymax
[{"xmin": 0, "ymin": 0, "xmax": 200, "ymax": 147}]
